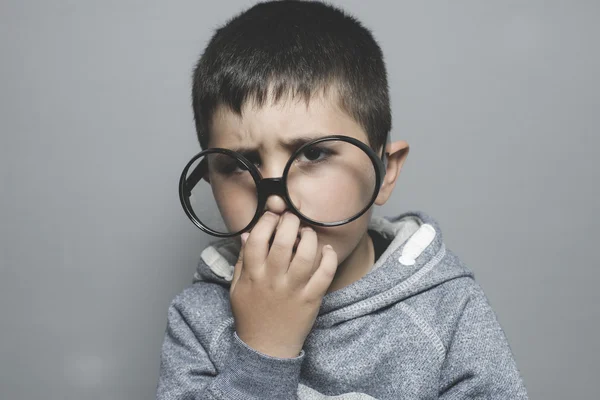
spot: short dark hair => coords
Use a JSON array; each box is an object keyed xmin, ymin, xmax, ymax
[{"xmin": 191, "ymin": 0, "xmax": 391, "ymax": 151}]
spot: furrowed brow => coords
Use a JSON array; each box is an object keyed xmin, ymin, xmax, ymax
[
  {"xmin": 229, "ymin": 147, "xmax": 259, "ymax": 160},
  {"xmin": 280, "ymin": 135, "xmax": 328, "ymax": 152},
  {"xmin": 228, "ymin": 133, "xmax": 330, "ymax": 155}
]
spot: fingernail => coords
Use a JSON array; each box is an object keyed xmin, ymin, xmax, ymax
[
  {"xmin": 241, "ymin": 233, "xmax": 249, "ymax": 244},
  {"xmin": 324, "ymin": 244, "xmax": 332, "ymax": 250}
]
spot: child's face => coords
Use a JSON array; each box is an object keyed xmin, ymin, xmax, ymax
[{"xmin": 208, "ymin": 92, "xmax": 378, "ymax": 265}]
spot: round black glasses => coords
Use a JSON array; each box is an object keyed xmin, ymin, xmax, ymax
[{"xmin": 179, "ymin": 135, "xmax": 387, "ymax": 237}]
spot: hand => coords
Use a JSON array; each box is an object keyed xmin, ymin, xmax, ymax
[{"xmin": 229, "ymin": 211, "xmax": 338, "ymax": 358}]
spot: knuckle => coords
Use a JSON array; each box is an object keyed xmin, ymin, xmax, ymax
[
  {"xmin": 270, "ymin": 239, "xmax": 288, "ymax": 254},
  {"xmin": 321, "ymin": 265, "xmax": 336, "ymax": 279},
  {"xmin": 301, "ymin": 289, "xmax": 323, "ymax": 305},
  {"xmin": 293, "ymin": 252, "xmax": 314, "ymax": 266}
]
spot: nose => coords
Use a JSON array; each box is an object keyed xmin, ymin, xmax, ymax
[
  {"xmin": 259, "ymin": 163, "xmax": 289, "ymax": 216},
  {"xmin": 265, "ymin": 193, "xmax": 287, "ymax": 215},
  {"xmin": 257, "ymin": 177, "xmax": 289, "ymax": 215}
]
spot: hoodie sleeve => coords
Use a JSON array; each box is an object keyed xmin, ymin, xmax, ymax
[
  {"xmin": 438, "ymin": 287, "xmax": 529, "ymax": 399},
  {"xmin": 156, "ymin": 294, "xmax": 305, "ymax": 400}
]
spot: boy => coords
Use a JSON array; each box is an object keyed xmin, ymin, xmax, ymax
[{"xmin": 157, "ymin": 1, "xmax": 529, "ymax": 399}]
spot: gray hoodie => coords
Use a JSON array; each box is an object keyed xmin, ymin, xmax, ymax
[{"xmin": 156, "ymin": 211, "xmax": 529, "ymax": 399}]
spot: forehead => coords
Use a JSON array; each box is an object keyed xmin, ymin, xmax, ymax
[{"xmin": 208, "ymin": 92, "xmax": 368, "ymax": 151}]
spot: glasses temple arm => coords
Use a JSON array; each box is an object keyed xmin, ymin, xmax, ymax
[{"xmin": 184, "ymin": 158, "xmax": 208, "ymax": 197}]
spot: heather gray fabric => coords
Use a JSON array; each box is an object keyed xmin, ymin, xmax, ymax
[{"xmin": 156, "ymin": 211, "xmax": 528, "ymax": 399}]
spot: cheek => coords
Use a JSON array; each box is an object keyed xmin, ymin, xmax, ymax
[
  {"xmin": 211, "ymin": 181, "xmax": 258, "ymax": 232},
  {"xmin": 313, "ymin": 208, "xmax": 373, "ymax": 264},
  {"xmin": 288, "ymin": 160, "xmax": 376, "ymax": 223},
  {"xmin": 290, "ymin": 177, "xmax": 372, "ymax": 223}
]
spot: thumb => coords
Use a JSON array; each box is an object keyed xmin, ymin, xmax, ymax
[{"xmin": 230, "ymin": 232, "xmax": 249, "ymax": 292}]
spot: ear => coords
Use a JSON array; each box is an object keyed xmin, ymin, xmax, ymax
[{"xmin": 374, "ymin": 140, "xmax": 409, "ymax": 206}]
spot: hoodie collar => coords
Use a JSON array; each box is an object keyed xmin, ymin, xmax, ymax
[
  {"xmin": 193, "ymin": 211, "xmax": 473, "ymax": 326},
  {"xmin": 193, "ymin": 212, "xmax": 421, "ymax": 285}
]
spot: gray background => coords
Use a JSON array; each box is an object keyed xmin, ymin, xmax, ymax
[{"xmin": 1, "ymin": 1, "xmax": 598, "ymax": 399}]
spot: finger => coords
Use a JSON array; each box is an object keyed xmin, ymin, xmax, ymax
[
  {"xmin": 266, "ymin": 212, "xmax": 300, "ymax": 275},
  {"xmin": 230, "ymin": 232, "xmax": 249, "ymax": 293},
  {"xmin": 244, "ymin": 211, "xmax": 280, "ymax": 271},
  {"xmin": 305, "ymin": 245, "xmax": 338, "ymax": 297},
  {"xmin": 287, "ymin": 226, "xmax": 318, "ymax": 283}
]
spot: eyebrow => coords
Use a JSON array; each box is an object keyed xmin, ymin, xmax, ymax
[{"xmin": 228, "ymin": 134, "xmax": 329, "ymax": 156}]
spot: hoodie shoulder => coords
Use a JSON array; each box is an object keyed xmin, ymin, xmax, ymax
[
  {"xmin": 168, "ymin": 282, "xmax": 233, "ymax": 343},
  {"xmin": 404, "ymin": 246, "xmax": 503, "ymax": 355}
]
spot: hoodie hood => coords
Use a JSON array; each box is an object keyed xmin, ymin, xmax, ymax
[
  {"xmin": 193, "ymin": 210, "xmax": 473, "ymax": 327},
  {"xmin": 159, "ymin": 210, "xmax": 528, "ymax": 399}
]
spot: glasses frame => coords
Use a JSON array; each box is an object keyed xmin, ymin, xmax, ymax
[{"xmin": 179, "ymin": 134, "xmax": 388, "ymax": 237}]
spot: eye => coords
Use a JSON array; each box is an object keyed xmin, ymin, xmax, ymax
[
  {"xmin": 212, "ymin": 157, "xmax": 257, "ymax": 175},
  {"xmin": 245, "ymin": 154, "xmax": 262, "ymax": 168},
  {"xmin": 231, "ymin": 158, "xmax": 261, "ymax": 174},
  {"xmin": 235, "ymin": 160, "xmax": 250, "ymax": 172},
  {"xmin": 298, "ymin": 146, "xmax": 332, "ymax": 162}
]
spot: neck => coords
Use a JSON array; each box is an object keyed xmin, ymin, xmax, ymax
[{"xmin": 326, "ymin": 231, "xmax": 374, "ymax": 294}]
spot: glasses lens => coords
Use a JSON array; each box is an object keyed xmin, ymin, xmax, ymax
[
  {"xmin": 287, "ymin": 139, "xmax": 377, "ymax": 224},
  {"xmin": 183, "ymin": 152, "xmax": 258, "ymax": 235}
]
